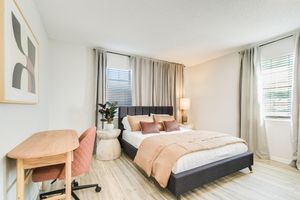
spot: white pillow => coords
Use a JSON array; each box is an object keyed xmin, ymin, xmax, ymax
[
  {"xmin": 150, "ymin": 113, "xmax": 170, "ymax": 116},
  {"xmin": 122, "ymin": 116, "xmax": 131, "ymax": 131}
]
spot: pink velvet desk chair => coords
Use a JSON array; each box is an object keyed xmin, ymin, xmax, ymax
[{"xmin": 32, "ymin": 127, "xmax": 101, "ymax": 200}]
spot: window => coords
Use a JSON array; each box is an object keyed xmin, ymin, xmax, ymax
[
  {"xmin": 260, "ymin": 37, "xmax": 295, "ymax": 118},
  {"xmin": 261, "ymin": 54, "xmax": 294, "ymax": 118},
  {"xmin": 106, "ymin": 68, "xmax": 132, "ymax": 106},
  {"xmin": 106, "ymin": 53, "xmax": 132, "ymax": 106}
]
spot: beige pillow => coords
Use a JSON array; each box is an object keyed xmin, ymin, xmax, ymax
[
  {"xmin": 153, "ymin": 115, "xmax": 175, "ymax": 131},
  {"xmin": 127, "ymin": 115, "xmax": 153, "ymax": 131}
]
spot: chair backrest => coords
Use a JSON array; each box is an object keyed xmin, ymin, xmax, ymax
[{"xmin": 59, "ymin": 127, "xmax": 96, "ymax": 178}]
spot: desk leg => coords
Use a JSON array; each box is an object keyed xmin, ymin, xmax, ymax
[
  {"xmin": 16, "ymin": 159, "xmax": 24, "ymax": 200},
  {"xmin": 65, "ymin": 152, "xmax": 72, "ymax": 200}
]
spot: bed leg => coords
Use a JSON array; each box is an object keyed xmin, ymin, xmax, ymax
[{"xmin": 248, "ymin": 166, "xmax": 253, "ymax": 173}]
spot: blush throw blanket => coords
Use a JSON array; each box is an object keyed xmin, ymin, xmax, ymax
[{"xmin": 133, "ymin": 130, "xmax": 246, "ymax": 188}]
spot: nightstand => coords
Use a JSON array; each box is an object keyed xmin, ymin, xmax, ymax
[
  {"xmin": 179, "ymin": 123, "xmax": 194, "ymax": 130},
  {"xmin": 96, "ymin": 129, "xmax": 121, "ymax": 160}
]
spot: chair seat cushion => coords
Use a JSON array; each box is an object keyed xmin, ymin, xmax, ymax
[{"xmin": 32, "ymin": 164, "xmax": 64, "ymax": 182}]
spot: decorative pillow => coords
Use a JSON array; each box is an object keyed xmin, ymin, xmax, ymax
[
  {"xmin": 127, "ymin": 115, "xmax": 153, "ymax": 131},
  {"xmin": 150, "ymin": 113, "xmax": 170, "ymax": 116},
  {"xmin": 153, "ymin": 115, "xmax": 175, "ymax": 131},
  {"xmin": 163, "ymin": 120, "xmax": 180, "ymax": 132},
  {"xmin": 122, "ymin": 117, "xmax": 131, "ymax": 131},
  {"xmin": 140, "ymin": 122, "xmax": 160, "ymax": 134}
]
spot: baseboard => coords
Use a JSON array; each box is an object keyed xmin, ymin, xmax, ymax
[{"xmin": 270, "ymin": 156, "xmax": 291, "ymax": 164}]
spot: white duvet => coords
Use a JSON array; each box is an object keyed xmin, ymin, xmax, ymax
[{"xmin": 122, "ymin": 128, "xmax": 248, "ymax": 174}]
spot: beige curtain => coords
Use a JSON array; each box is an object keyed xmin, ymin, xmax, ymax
[
  {"xmin": 174, "ymin": 63, "xmax": 184, "ymax": 121},
  {"xmin": 291, "ymin": 34, "xmax": 300, "ymax": 169},
  {"xmin": 95, "ymin": 49, "xmax": 107, "ymax": 129},
  {"xmin": 240, "ymin": 47, "xmax": 270, "ymax": 159},
  {"xmin": 131, "ymin": 56, "xmax": 184, "ymax": 120},
  {"xmin": 131, "ymin": 56, "xmax": 154, "ymax": 106}
]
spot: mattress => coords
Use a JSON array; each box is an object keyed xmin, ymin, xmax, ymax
[{"xmin": 122, "ymin": 129, "xmax": 248, "ymax": 174}]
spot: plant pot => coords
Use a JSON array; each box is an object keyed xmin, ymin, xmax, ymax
[{"xmin": 104, "ymin": 123, "xmax": 114, "ymax": 131}]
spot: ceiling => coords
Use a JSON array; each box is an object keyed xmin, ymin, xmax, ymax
[{"xmin": 34, "ymin": 0, "xmax": 300, "ymax": 66}]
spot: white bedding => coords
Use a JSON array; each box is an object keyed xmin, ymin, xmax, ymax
[{"xmin": 122, "ymin": 128, "xmax": 248, "ymax": 174}]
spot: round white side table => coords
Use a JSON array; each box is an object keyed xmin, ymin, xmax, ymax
[{"xmin": 96, "ymin": 129, "xmax": 121, "ymax": 160}]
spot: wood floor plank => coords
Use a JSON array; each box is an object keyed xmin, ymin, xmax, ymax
[{"xmin": 43, "ymin": 153, "xmax": 300, "ymax": 200}]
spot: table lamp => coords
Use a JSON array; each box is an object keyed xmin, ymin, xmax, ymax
[{"xmin": 180, "ymin": 98, "xmax": 190, "ymax": 124}]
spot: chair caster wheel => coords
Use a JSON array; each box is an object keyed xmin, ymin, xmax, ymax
[
  {"xmin": 73, "ymin": 181, "xmax": 79, "ymax": 187},
  {"xmin": 95, "ymin": 186, "xmax": 101, "ymax": 192}
]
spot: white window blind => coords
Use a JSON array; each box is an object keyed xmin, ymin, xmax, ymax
[
  {"xmin": 261, "ymin": 54, "xmax": 294, "ymax": 118},
  {"xmin": 260, "ymin": 36, "xmax": 295, "ymax": 118},
  {"xmin": 106, "ymin": 53, "xmax": 132, "ymax": 106}
]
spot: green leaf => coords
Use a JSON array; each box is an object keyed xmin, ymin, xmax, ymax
[{"xmin": 98, "ymin": 103, "xmax": 106, "ymax": 108}]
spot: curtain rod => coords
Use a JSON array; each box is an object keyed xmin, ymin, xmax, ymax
[
  {"xmin": 106, "ymin": 51, "xmax": 130, "ymax": 57},
  {"xmin": 239, "ymin": 34, "xmax": 295, "ymax": 54},
  {"xmin": 254, "ymin": 28, "xmax": 300, "ymax": 47},
  {"xmin": 93, "ymin": 47, "xmax": 185, "ymax": 66},
  {"xmin": 238, "ymin": 28, "xmax": 300, "ymax": 54},
  {"xmin": 258, "ymin": 34, "xmax": 294, "ymax": 47}
]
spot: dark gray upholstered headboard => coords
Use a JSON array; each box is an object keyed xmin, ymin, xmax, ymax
[{"xmin": 118, "ymin": 106, "xmax": 173, "ymax": 136}]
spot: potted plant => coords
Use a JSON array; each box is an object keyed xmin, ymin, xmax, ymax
[{"xmin": 98, "ymin": 102, "xmax": 118, "ymax": 131}]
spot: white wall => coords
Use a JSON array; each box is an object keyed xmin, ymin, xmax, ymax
[
  {"xmin": 0, "ymin": 0, "xmax": 50, "ymax": 199},
  {"xmin": 265, "ymin": 119, "xmax": 293, "ymax": 164},
  {"xmin": 0, "ymin": 14, "xmax": 96, "ymax": 200},
  {"xmin": 185, "ymin": 53, "xmax": 241, "ymax": 136},
  {"xmin": 185, "ymin": 53, "xmax": 293, "ymax": 164},
  {"xmin": 48, "ymin": 40, "xmax": 95, "ymax": 133}
]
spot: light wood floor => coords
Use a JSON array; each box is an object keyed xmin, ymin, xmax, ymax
[{"xmin": 46, "ymin": 153, "xmax": 300, "ymax": 200}]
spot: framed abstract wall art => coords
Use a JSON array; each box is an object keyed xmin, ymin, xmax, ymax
[{"xmin": 0, "ymin": 0, "xmax": 39, "ymax": 104}]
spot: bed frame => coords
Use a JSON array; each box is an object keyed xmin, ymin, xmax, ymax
[{"xmin": 118, "ymin": 106, "xmax": 253, "ymax": 197}]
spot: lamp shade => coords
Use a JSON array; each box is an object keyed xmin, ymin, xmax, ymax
[{"xmin": 180, "ymin": 98, "xmax": 190, "ymax": 110}]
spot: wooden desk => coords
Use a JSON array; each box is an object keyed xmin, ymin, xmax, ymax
[{"xmin": 7, "ymin": 130, "xmax": 79, "ymax": 200}]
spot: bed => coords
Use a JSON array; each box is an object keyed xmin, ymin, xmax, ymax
[{"xmin": 118, "ymin": 106, "xmax": 253, "ymax": 197}]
